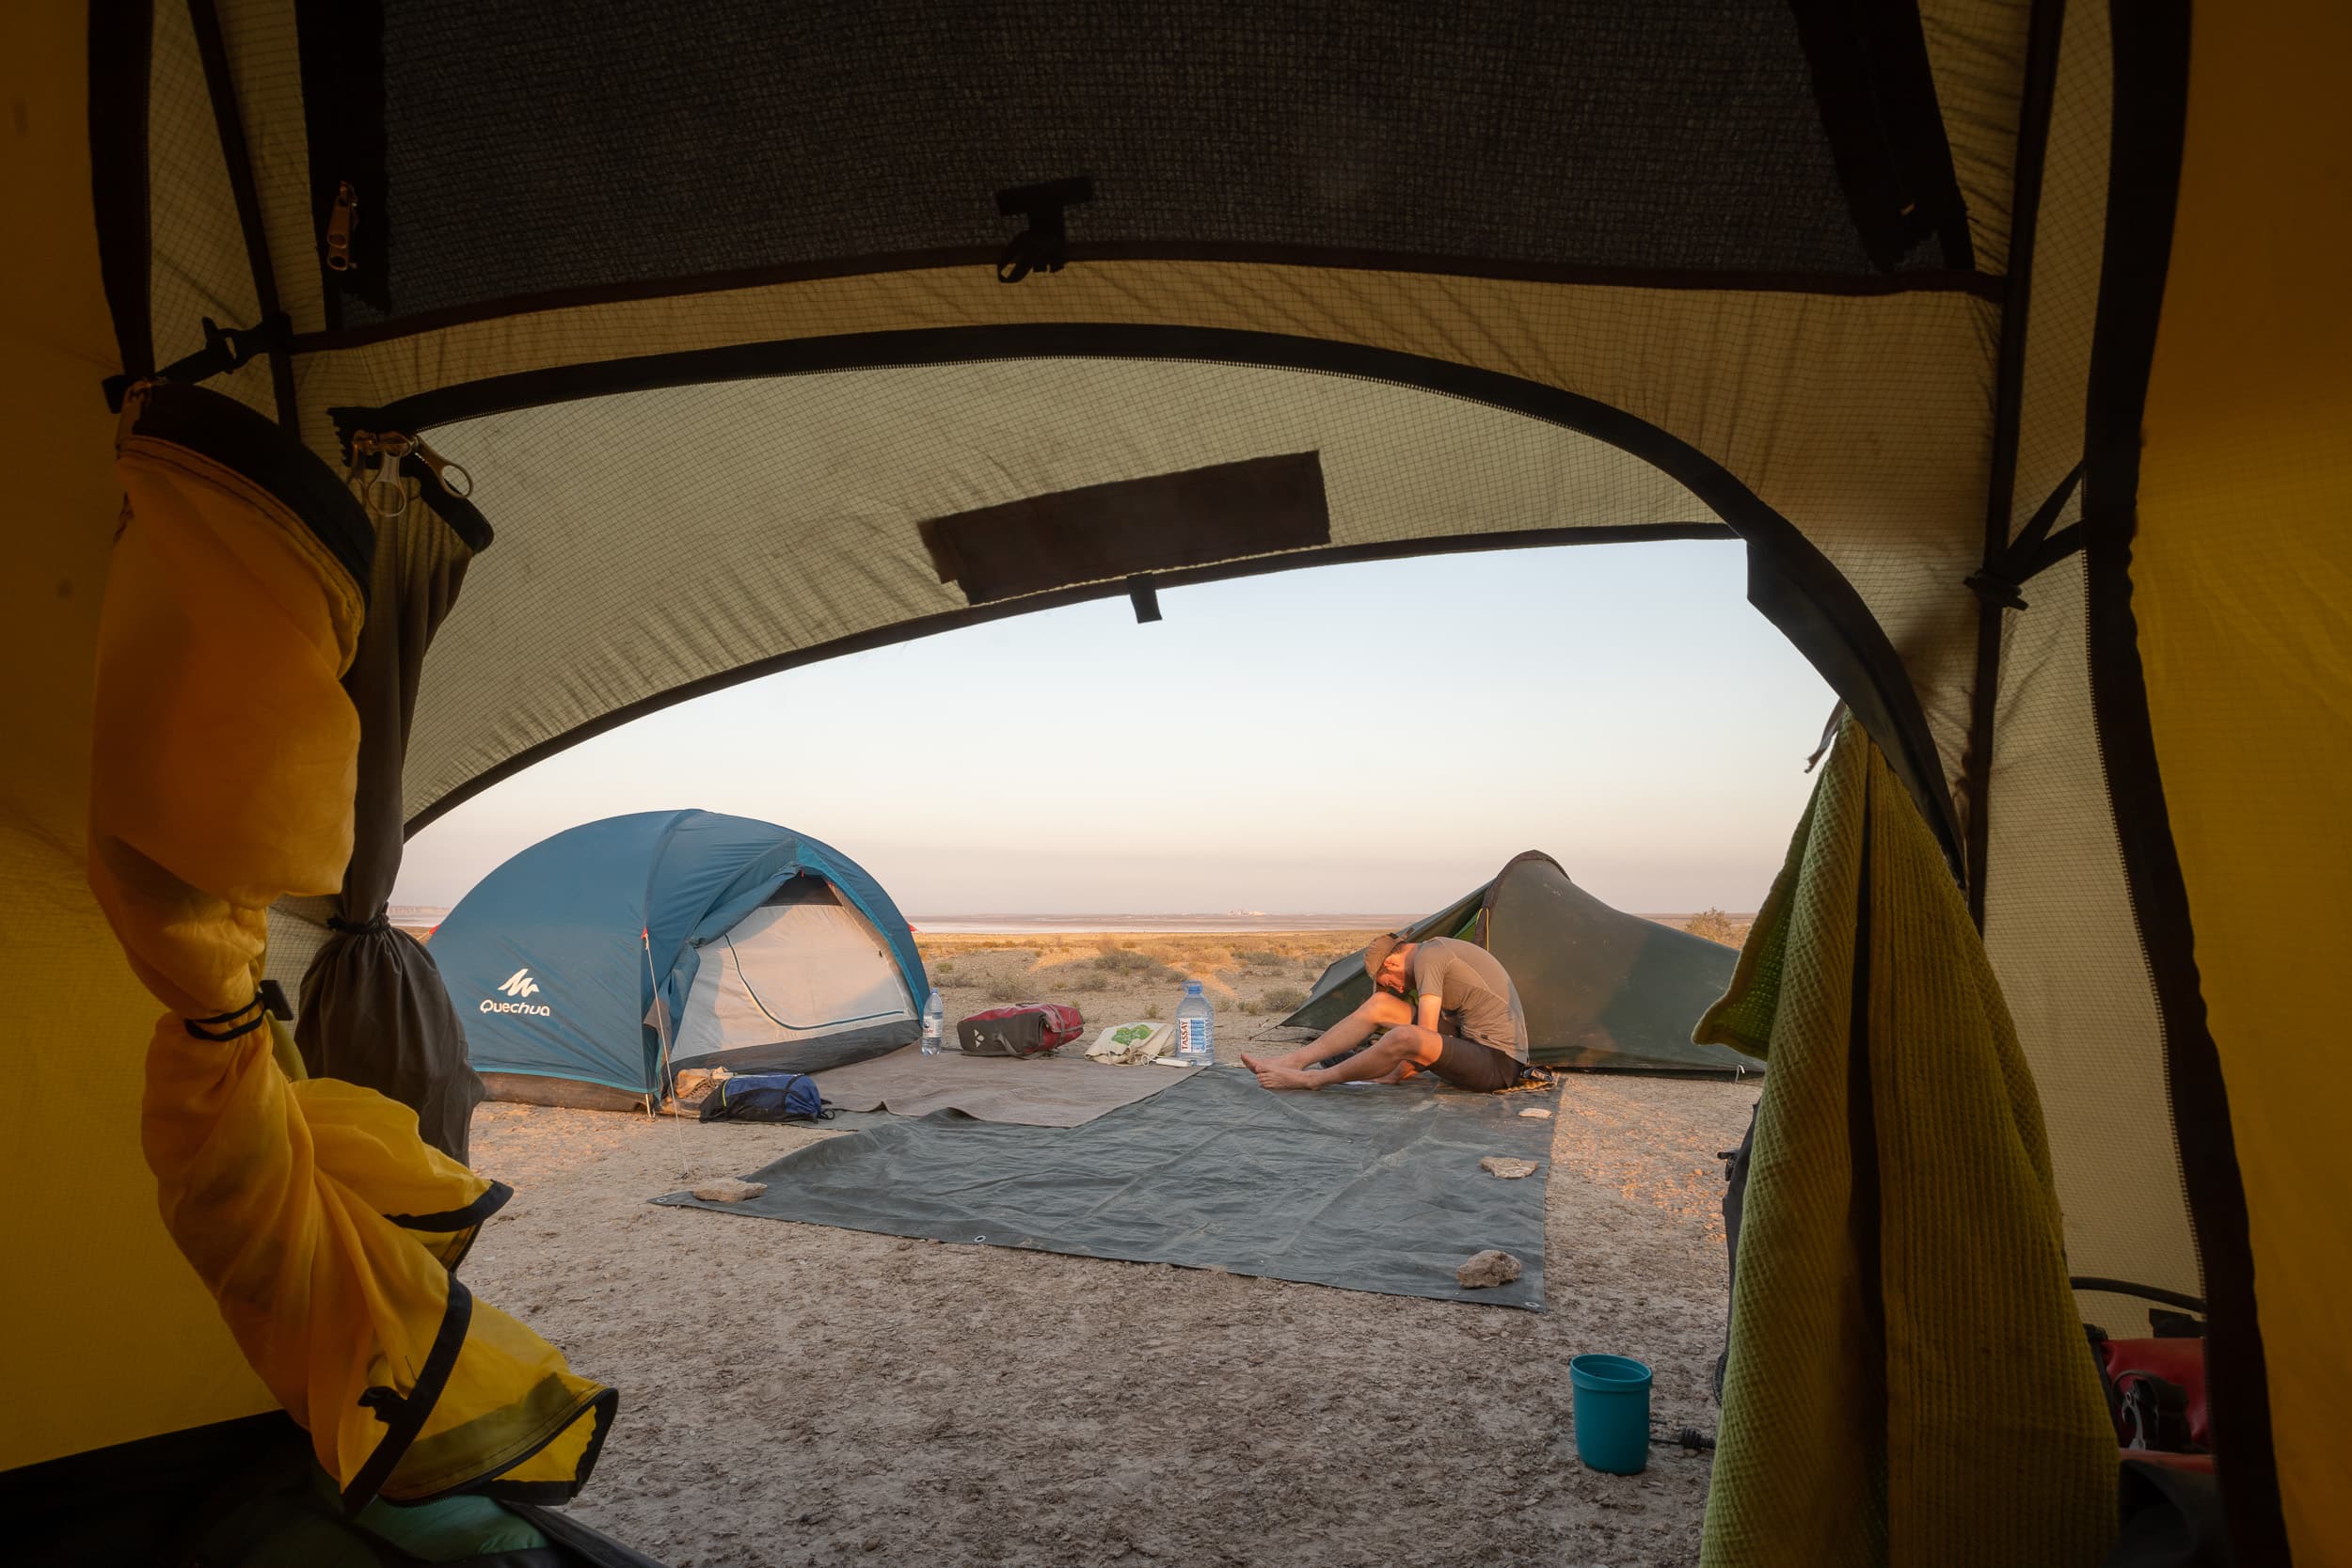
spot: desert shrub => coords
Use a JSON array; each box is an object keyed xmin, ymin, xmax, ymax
[
  {"xmin": 1092, "ymin": 947, "xmax": 1178, "ymax": 982},
  {"xmin": 933, "ymin": 960, "xmax": 955, "ymax": 977},
  {"xmin": 1683, "ymin": 908, "xmax": 1746, "ymax": 948},
  {"xmin": 985, "ymin": 979, "xmax": 1027, "ymax": 1003},
  {"xmin": 1215, "ymin": 993, "xmax": 1235, "ymax": 1012},
  {"xmin": 1260, "ymin": 986, "xmax": 1307, "ymax": 1014},
  {"xmin": 1067, "ymin": 971, "xmax": 1109, "ymax": 992},
  {"xmin": 1233, "ymin": 948, "xmax": 1286, "ymax": 967},
  {"xmin": 1144, "ymin": 1002, "xmax": 1162, "ymax": 1020}
]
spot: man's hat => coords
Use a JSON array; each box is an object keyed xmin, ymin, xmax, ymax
[{"xmin": 1363, "ymin": 931, "xmax": 1406, "ymax": 983}]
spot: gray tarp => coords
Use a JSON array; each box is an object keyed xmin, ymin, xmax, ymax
[
  {"xmin": 657, "ymin": 1066, "xmax": 1554, "ymax": 1308},
  {"xmin": 811, "ymin": 1043, "xmax": 1191, "ymax": 1126}
]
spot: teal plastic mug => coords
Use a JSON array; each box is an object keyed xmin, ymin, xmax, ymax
[{"xmin": 1569, "ymin": 1354, "xmax": 1653, "ymax": 1474}]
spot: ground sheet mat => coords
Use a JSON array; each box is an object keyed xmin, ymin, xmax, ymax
[
  {"xmin": 809, "ymin": 1042, "xmax": 1185, "ymax": 1126},
  {"xmin": 656, "ymin": 1066, "xmax": 1552, "ymax": 1308}
]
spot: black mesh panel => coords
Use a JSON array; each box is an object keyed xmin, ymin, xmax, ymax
[{"xmin": 308, "ymin": 0, "xmax": 1966, "ymax": 325}]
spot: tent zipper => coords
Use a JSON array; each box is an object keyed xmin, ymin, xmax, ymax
[
  {"xmin": 2079, "ymin": 562, "xmax": 2178, "ymax": 1314},
  {"xmin": 326, "ymin": 181, "xmax": 358, "ymax": 273},
  {"xmin": 346, "ymin": 428, "xmax": 495, "ymax": 549}
]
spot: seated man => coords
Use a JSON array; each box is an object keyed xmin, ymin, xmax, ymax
[{"xmin": 1241, "ymin": 931, "xmax": 1528, "ymax": 1091}]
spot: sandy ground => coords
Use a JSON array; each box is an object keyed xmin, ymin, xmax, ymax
[{"xmin": 465, "ymin": 934, "xmax": 1758, "ymax": 1567}]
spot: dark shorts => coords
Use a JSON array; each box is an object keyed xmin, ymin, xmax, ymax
[{"xmin": 1428, "ymin": 1034, "xmax": 1526, "ymax": 1092}]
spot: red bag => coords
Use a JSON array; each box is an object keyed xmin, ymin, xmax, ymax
[
  {"xmin": 955, "ymin": 1003, "xmax": 1085, "ymax": 1057},
  {"xmin": 2091, "ymin": 1333, "xmax": 2208, "ymax": 1452}
]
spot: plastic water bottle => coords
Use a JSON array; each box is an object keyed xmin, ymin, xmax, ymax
[
  {"xmin": 1175, "ymin": 980, "xmax": 1214, "ymax": 1066},
  {"xmin": 920, "ymin": 987, "xmax": 946, "ymax": 1056}
]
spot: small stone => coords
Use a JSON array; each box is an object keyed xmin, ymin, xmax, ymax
[
  {"xmin": 691, "ymin": 1178, "xmax": 768, "ymax": 1203},
  {"xmin": 1518, "ymin": 1107, "xmax": 1553, "ymax": 1119},
  {"xmin": 1456, "ymin": 1249, "xmax": 1523, "ymax": 1288},
  {"xmin": 1480, "ymin": 1156, "xmax": 1540, "ymax": 1180}
]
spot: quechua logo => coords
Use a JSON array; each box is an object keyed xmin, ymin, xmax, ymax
[{"xmin": 483, "ymin": 966, "xmax": 551, "ymax": 1017}]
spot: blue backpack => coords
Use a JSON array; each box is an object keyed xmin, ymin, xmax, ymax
[{"xmin": 696, "ymin": 1071, "xmax": 833, "ymax": 1123}]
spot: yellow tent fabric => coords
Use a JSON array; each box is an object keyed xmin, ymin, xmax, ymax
[
  {"xmin": 2134, "ymin": 3, "xmax": 2352, "ymax": 1558},
  {"xmin": 84, "ymin": 385, "xmax": 614, "ymax": 1506},
  {"xmin": 0, "ymin": 3, "xmax": 274, "ymax": 1468},
  {"xmin": 1694, "ymin": 718, "xmax": 2114, "ymax": 1568}
]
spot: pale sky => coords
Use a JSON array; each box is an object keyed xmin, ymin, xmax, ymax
[{"xmin": 394, "ymin": 538, "xmax": 1834, "ymax": 917}]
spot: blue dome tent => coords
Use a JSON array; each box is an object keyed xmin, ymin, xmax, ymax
[{"xmin": 433, "ymin": 811, "xmax": 928, "ymax": 1107}]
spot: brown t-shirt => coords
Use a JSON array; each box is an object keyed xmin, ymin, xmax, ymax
[{"xmin": 1408, "ymin": 937, "xmax": 1528, "ymax": 1063}]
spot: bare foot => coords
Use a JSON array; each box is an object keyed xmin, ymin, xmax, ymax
[
  {"xmin": 1239, "ymin": 1053, "xmax": 1268, "ymax": 1075},
  {"xmin": 1251, "ymin": 1065, "xmax": 1318, "ymax": 1090}
]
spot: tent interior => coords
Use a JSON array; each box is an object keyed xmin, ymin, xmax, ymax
[
  {"xmin": 4, "ymin": 1, "xmax": 2344, "ymax": 1563},
  {"xmin": 667, "ymin": 879, "xmax": 920, "ymax": 1076}
]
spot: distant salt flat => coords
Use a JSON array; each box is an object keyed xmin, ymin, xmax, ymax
[
  {"xmin": 906, "ymin": 914, "xmax": 1417, "ymax": 935},
  {"xmin": 910, "ymin": 913, "xmax": 1749, "ymax": 935},
  {"xmin": 397, "ymin": 907, "xmax": 1747, "ymax": 936}
]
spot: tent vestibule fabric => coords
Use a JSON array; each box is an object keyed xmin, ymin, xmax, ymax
[
  {"xmin": 1281, "ymin": 851, "xmax": 1755, "ymax": 1077},
  {"xmin": 668, "ymin": 879, "xmax": 917, "ymax": 1069},
  {"xmin": 294, "ymin": 498, "xmax": 490, "ymax": 1161},
  {"xmin": 429, "ymin": 812, "xmax": 927, "ymax": 1102}
]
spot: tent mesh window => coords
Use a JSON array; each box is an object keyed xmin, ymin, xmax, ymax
[
  {"xmin": 146, "ymin": 0, "xmax": 278, "ymax": 418},
  {"xmin": 300, "ymin": 0, "xmax": 1970, "ymax": 325}
]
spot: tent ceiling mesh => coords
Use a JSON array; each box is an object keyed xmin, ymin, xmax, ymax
[{"xmin": 316, "ymin": 0, "xmax": 1971, "ymax": 326}]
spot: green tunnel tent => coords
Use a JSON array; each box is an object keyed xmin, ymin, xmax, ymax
[{"xmin": 1280, "ymin": 852, "xmax": 1756, "ymax": 1078}]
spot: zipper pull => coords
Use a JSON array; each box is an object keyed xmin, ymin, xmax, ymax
[
  {"xmin": 411, "ymin": 437, "xmax": 472, "ymax": 499},
  {"xmin": 352, "ymin": 430, "xmax": 411, "ymax": 521},
  {"xmin": 114, "ymin": 377, "xmax": 158, "ymax": 450},
  {"xmin": 326, "ymin": 181, "xmax": 358, "ymax": 273},
  {"xmin": 344, "ymin": 426, "xmax": 493, "ymax": 547},
  {"xmin": 368, "ymin": 438, "xmax": 407, "ymax": 522}
]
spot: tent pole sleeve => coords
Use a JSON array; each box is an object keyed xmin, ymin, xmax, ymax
[
  {"xmin": 186, "ymin": 0, "xmax": 296, "ymax": 428},
  {"xmin": 87, "ymin": 0, "xmax": 156, "ymax": 385},
  {"xmin": 1964, "ymin": 0, "xmax": 2069, "ymax": 931}
]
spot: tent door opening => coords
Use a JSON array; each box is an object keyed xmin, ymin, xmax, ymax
[{"xmin": 668, "ymin": 878, "xmax": 915, "ymax": 1069}]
